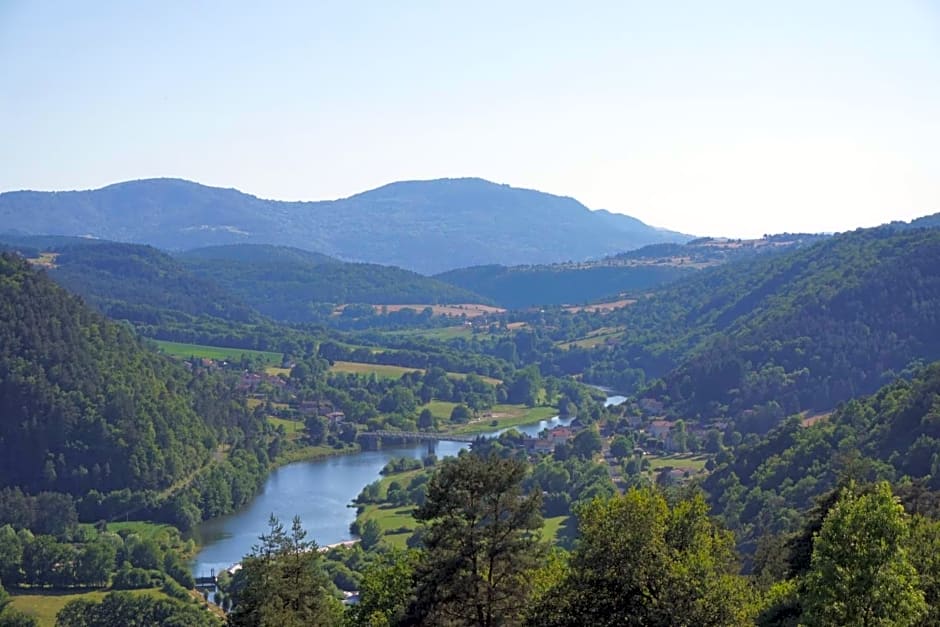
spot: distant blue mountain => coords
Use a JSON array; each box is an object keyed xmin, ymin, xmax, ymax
[{"xmin": 0, "ymin": 177, "xmax": 692, "ymax": 273}]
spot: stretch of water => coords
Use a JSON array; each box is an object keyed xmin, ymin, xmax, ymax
[{"xmin": 190, "ymin": 395, "xmax": 625, "ymax": 577}]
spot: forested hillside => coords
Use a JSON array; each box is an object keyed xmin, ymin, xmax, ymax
[
  {"xmin": 703, "ymin": 361, "xmax": 940, "ymax": 550},
  {"xmin": 178, "ymin": 246, "xmax": 489, "ymax": 322},
  {"xmin": 435, "ymin": 263, "xmax": 690, "ymax": 309},
  {"xmin": 566, "ymin": 227, "xmax": 940, "ymax": 422},
  {"xmin": 0, "ymin": 253, "xmax": 258, "ymax": 496},
  {"xmin": 0, "ymin": 235, "xmax": 258, "ymax": 325}
]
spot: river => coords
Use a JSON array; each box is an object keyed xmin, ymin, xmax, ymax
[{"xmin": 190, "ymin": 394, "xmax": 626, "ymax": 577}]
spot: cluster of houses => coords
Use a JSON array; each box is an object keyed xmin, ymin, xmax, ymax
[{"xmin": 523, "ymin": 425, "xmax": 574, "ymax": 453}]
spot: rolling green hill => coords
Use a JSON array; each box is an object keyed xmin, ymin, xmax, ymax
[
  {"xmin": 0, "ymin": 235, "xmax": 258, "ymax": 325},
  {"xmin": 177, "ymin": 245, "xmax": 489, "ymax": 322}
]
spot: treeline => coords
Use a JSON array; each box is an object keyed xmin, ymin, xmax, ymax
[{"xmin": 0, "ymin": 521, "xmax": 194, "ymax": 591}]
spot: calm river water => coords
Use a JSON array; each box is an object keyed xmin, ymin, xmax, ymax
[{"xmin": 190, "ymin": 395, "xmax": 626, "ymax": 577}]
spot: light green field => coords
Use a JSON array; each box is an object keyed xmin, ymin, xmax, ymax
[
  {"xmin": 152, "ymin": 340, "xmax": 282, "ymax": 364},
  {"xmin": 357, "ymin": 468, "xmax": 426, "ymax": 549},
  {"xmin": 10, "ymin": 588, "xmax": 167, "ymax": 627},
  {"xmin": 558, "ymin": 327, "xmax": 626, "ymax": 350},
  {"xmin": 542, "ymin": 515, "xmax": 569, "ymax": 543},
  {"xmin": 444, "ymin": 404, "xmax": 558, "ymax": 436},
  {"xmin": 446, "ymin": 371, "xmax": 502, "ymax": 386},
  {"xmin": 330, "ymin": 360, "xmax": 423, "ymax": 378},
  {"xmin": 273, "ymin": 443, "xmax": 359, "ymax": 466},
  {"xmin": 421, "ymin": 400, "xmax": 459, "ymax": 419},
  {"xmin": 267, "ymin": 416, "xmax": 305, "ymax": 434},
  {"xmin": 330, "ymin": 360, "xmax": 500, "ymax": 385},
  {"xmin": 264, "ymin": 366, "xmax": 292, "ymax": 376},
  {"xmin": 390, "ymin": 326, "xmax": 475, "ymax": 341},
  {"xmin": 643, "ymin": 453, "xmax": 709, "ymax": 471}
]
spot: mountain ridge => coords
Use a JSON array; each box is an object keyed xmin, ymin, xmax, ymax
[{"xmin": 0, "ymin": 177, "xmax": 692, "ymax": 273}]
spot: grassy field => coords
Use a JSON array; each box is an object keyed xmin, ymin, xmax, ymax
[
  {"xmin": 267, "ymin": 416, "xmax": 305, "ymax": 434},
  {"xmin": 356, "ymin": 468, "xmax": 426, "ymax": 549},
  {"xmin": 558, "ymin": 327, "xmax": 626, "ymax": 350},
  {"xmin": 264, "ymin": 366, "xmax": 292, "ymax": 376},
  {"xmin": 443, "ymin": 404, "xmax": 558, "ymax": 436},
  {"xmin": 421, "ymin": 400, "xmax": 459, "ymax": 420},
  {"xmin": 542, "ymin": 515, "xmax": 569, "ymax": 543},
  {"xmin": 643, "ymin": 453, "xmax": 709, "ymax": 471},
  {"xmin": 273, "ymin": 442, "xmax": 359, "ymax": 466},
  {"xmin": 10, "ymin": 588, "xmax": 168, "ymax": 626},
  {"xmin": 390, "ymin": 325, "xmax": 475, "ymax": 341},
  {"xmin": 152, "ymin": 340, "xmax": 282, "ymax": 365},
  {"xmin": 330, "ymin": 360, "xmax": 423, "ymax": 378},
  {"xmin": 330, "ymin": 360, "xmax": 501, "ymax": 385}
]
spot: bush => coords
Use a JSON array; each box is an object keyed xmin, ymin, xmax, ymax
[
  {"xmin": 112, "ymin": 565, "xmax": 157, "ymax": 590},
  {"xmin": 161, "ymin": 577, "xmax": 191, "ymax": 602}
]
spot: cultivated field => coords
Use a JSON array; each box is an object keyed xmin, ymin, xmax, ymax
[
  {"xmin": 330, "ymin": 360, "xmax": 501, "ymax": 385},
  {"xmin": 153, "ymin": 340, "xmax": 282, "ymax": 365},
  {"xmin": 557, "ymin": 326, "xmax": 626, "ymax": 349},
  {"xmin": 562, "ymin": 298, "xmax": 636, "ymax": 314},
  {"xmin": 335, "ymin": 303, "xmax": 505, "ymax": 318}
]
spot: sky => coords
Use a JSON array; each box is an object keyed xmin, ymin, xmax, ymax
[{"xmin": 1, "ymin": 1, "xmax": 938, "ymax": 237}]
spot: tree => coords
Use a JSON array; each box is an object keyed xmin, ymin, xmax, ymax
[
  {"xmin": 406, "ymin": 452, "xmax": 545, "ymax": 626},
  {"xmin": 21, "ymin": 536, "xmax": 73, "ymax": 587},
  {"xmin": 227, "ymin": 515, "xmax": 342, "ymax": 627},
  {"xmin": 417, "ymin": 409, "xmax": 436, "ymax": 431},
  {"xmin": 359, "ymin": 519, "xmax": 382, "ymax": 551},
  {"xmin": 571, "ymin": 428, "xmax": 602, "ymax": 459},
  {"xmin": 450, "ymin": 404, "xmax": 472, "ymax": 424},
  {"xmin": 74, "ymin": 540, "xmax": 116, "ymax": 587},
  {"xmin": 56, "ymin": 592, "xmax": 218, "ymax": 627},
  {"xmin": 802, "ymin": 482, "xmax": 926, "ymax": 626},
  {"xmin": 609, "ymin": 434, "xmax": 633, "ymax": 460},
  {"xmin": 528, "ymin": 488, "xmax": 755, "ymax": 626},
  {"xmin": 345, "ymin": 551, "xmax": 416, "ymax": 627},
  {"xmin": 0, "ymin": 526, "xmax": 22, "ymax": 585},
  {"xmin": 305, "ymin": 415, "xmax": 328, "ymax": 445}
]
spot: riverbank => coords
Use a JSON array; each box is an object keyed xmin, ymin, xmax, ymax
[
  {"xmin": 272, "ymin": 441, "xmax": 361, "ymax": 467},
  {"xmin": 189, "ymin": 397, "xmax": 629, "ymax": 577}
]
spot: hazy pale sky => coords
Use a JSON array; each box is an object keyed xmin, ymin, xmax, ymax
[{"xmin": 1, "ymin": 1, "xmax": 938, "ymax": 237}]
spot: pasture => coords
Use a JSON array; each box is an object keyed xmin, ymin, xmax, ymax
[{"xmin": 152, "ymin": 340, "xmax": 282, "ymax": 365}]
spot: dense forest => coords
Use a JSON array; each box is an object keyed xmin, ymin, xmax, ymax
[
  {"xmin": 0, "ymin": 235, "xmax": 258, "ymax": 326},
  {"xmin": 702, "ymin": 361, "xmax": 940, "ymax": 552},
  {"xmin": 177, "ymin": 247, "xmax": 488, "ymax": 322},
  {"xmin": 0, "ymin": 253, "xmax": 273, "ymax": 530}
]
